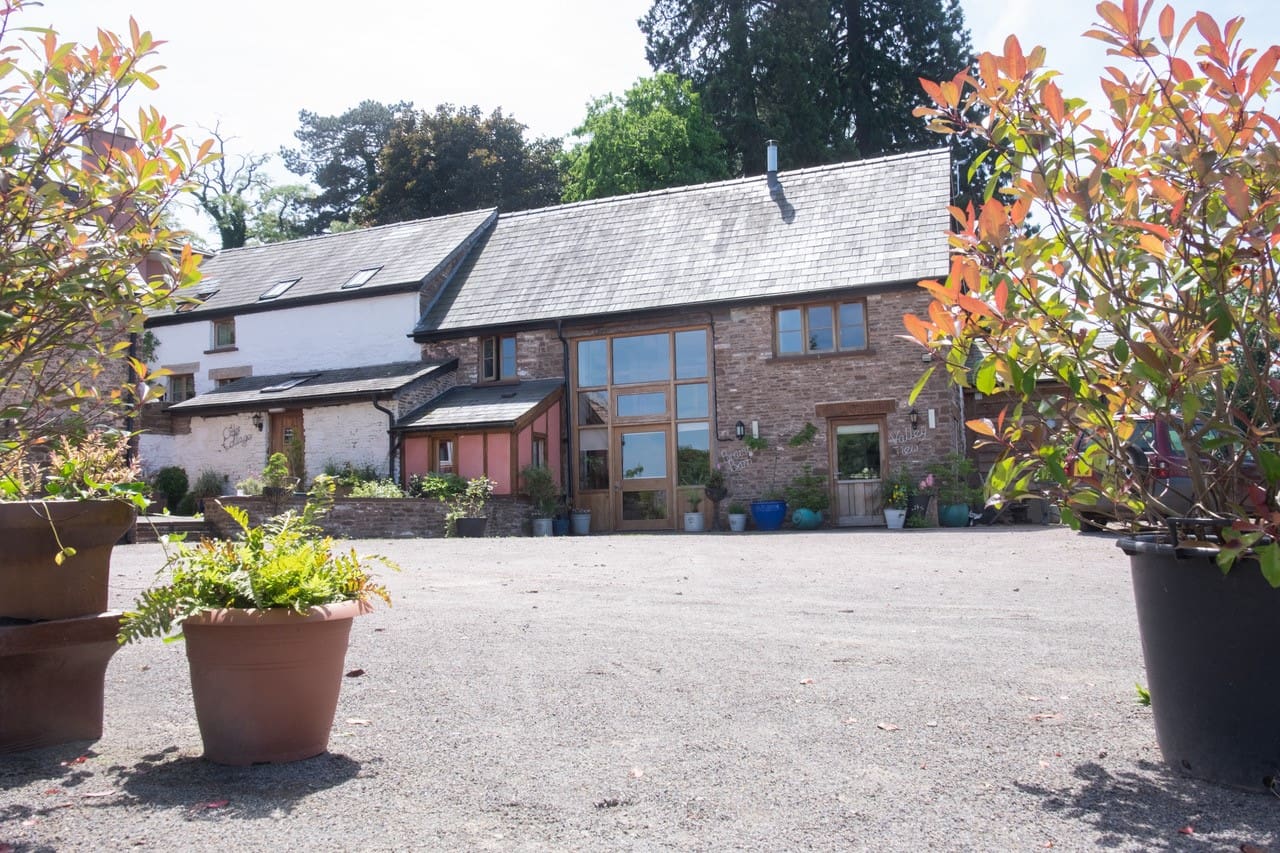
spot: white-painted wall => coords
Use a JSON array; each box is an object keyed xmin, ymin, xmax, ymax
[
  {"xmin": 149, "ymin": 292, "xmax": 421, "ymax": 393},
  {"xmin": 139, "ymin": 412, "xmax": 267, "ymax": 489},
  {"xmin": 303, "ymin": 403, "xmax": 394, "ymax": 479},
  {"xmin": 140, "ymin": 402, "xmax": 393, "ymax": 485}
]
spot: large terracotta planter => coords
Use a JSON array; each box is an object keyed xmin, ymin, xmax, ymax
[
  {"xmin": 1120, "ymin": 533, "xmax": 1280, "ymax": 791},
  {"xmin": 0, "ymin": 613, "xmax": 122, "ymax": 753},
  {"xmin": 0, "ymin": 500, "xmax": 135, "ymax": 621},
  {"xmin": 182, "ymin": 600, "xmax": 371, "ymax": 765}
]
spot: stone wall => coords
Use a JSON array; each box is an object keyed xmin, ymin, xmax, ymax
[
  {"xmin": 420, "ymin": 328, "xmax": 565, "ymax": 385},
  {"xmin": 205, "ymin": 494, "xmax": 535, "ymax": 539}
]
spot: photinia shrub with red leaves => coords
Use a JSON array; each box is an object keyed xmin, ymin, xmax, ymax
[{"xmin": 905, "ymin": 1, "xmax": 1280, "ymax": 580}]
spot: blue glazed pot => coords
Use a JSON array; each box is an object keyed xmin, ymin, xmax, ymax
[
  {"xmin": 750, "ymin": 499, "xmax": 787, "ymax": 531},
  {"xmin": 791, "ymin": 508, "xmax": 823, "ymax": 530},
  {"xmin": 939, "ymin": 503, "xmax": 970, "ymax": 527},
  {"xmin": 551, "ymin": 518, "xmax": 570, "ymax": 536}
]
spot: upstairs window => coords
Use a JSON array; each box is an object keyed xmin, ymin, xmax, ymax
[
  {"xmin": 481, "ymin": 335, "xmax": 517, "ymax": 382},
  {"xmin": 211, "ymin": 317, "xmax": 236, "ymax": 349},
  {"xmin": 775, "ymin": 300, "xmax": 868, "ymax": 356},
  {"xmin": 341, "ymin": 267, "xmax": 382, "ymax": 290},
  {"xmin": 168, "ymin": 373, "xmax": 196, "ymax": 403},
  {"xmin": 259, "ymin": 278, "xmax": 300, "ymax": 301}
]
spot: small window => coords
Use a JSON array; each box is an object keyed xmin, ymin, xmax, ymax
[
  {"xmin": 215, "ymin": 377, "xmax": 238, "ymax": 388},
  {"xmin": 259, "ymin": 278, "xmax": 300, "ymax": 301},
  {"xmin": 168, "ymin": 373, "xmax": 196, "ymax": 403},
  {"xmin": 341, "ymin": 267, "xmax": 382, "ymax": 290},
  {"xmin": 434, "ymin": 438, "xmax": 455, "ymax": 474},
  {"xmin": 481, "ymin": 335, "xmax": 517, "ymax": 382},
  {"xmin": 532, "ymin": 436, "xmax": 547, "ymax": 469},
  {"xmin": 212, "ymin": 317, "xmax": 235, "ymax": 349},
  {"xmin": 261, "ymin": 374, "xmax": 317, "ymax": 393},
  {"xmin": 776, "ymin": 300, "xmax": 869, "ymax": 356},
  {"xmin": 176, "ymin": 284, "xmax": 218, "ymax": 313}
]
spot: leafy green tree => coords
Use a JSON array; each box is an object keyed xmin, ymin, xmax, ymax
[
  {"xmin": 281, "ymin": 100, "xmax": 412, "ymax": 233},
  {"xmin": 364, "ymin": 104, "xmax": 561, "ymax": 225},
  {"xmin": 248, "ymin": 183, "xmax": 314, "ymax": 245},
  {"xmin": 0, "ymin": 2, "xmax": 209, "ymax": 473},
  {"xmin": 194, "ymin": 125, "xmax": 270, "ymax": 249},
  {"xmin": 640, "ymin": 0, "xmax": 976, "ymax": 181},
  {"xmin": 561, "ymin": 73, "xmax": 731, "ymax": 201}
]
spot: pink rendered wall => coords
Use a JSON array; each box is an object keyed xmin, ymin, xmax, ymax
[
  {"xmin": 517, "ymin": 425, "xmax": 533, "ymax": 473},
  {"xmin": 487, "ymin": 433, "xmax": 512, "ymax": 494},
  {"xmin": 458, "ymin": 434, "xmax": 485, "ymax": 480},
  {"xmin": 403, "ymin": 436, "xmax": 431, "ymax": 481}
]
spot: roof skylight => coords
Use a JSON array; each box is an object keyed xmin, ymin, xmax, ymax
[
  {"xmin": 340, "ymin": 267, "xmax": 382, "ymax": 290},
  {"xmin": 175, "ymin": 283, "xmax": 219, "ymax": 313},
  {"xmin": 259, "ymin": 278, "xmax": 300, "ymax": 301},
  {"xmin": 260, "ymin": 374, "xmax": 318, "ymax": 393}
]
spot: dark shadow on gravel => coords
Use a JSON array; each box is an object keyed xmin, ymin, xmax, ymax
[
  {"xmin": 104, "ymin": 749, "xmax": 362, "ymax": 820},
  {"xmin": 1015, "ymin": 760, "xmax": 1279, "ymax": 849}
]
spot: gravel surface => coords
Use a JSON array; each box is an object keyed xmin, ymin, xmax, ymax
[{"xmin": 2, "ymin": 526, "xmax": 1277, "ymax": 851}]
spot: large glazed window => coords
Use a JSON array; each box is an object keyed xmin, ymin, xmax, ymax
[{"xmin": 612, "ymin": 334, "xmax": 670, "ymax": 385}]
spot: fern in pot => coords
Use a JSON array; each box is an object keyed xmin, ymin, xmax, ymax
[{"xmin": 118, "ymin": 482, "xmax": 395, "ymax": 765}]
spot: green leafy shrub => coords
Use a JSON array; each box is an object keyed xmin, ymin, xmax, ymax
[
  {"xmin": 926, "ymin": 453, "xmax": 980, "ymax": 507},
  {"xmin": 262, "ymin": 453, "xmax": 295, "ymax": 490},
  {"xmin": 153, "ymin": 466, "xmax": 189, "ymax": 512},
  {"xmin": 783, "ymin": 465, "xmax": 831, "ymax": 512},
  {"xmin": 235, "ymin": 476, "xmax": 264, "ymax": 496},
  {"xmin": 349, "ymin": 478, "xmax": 405, "ymax": 498},
  {"xmin": 445, "ymin": 476, "xmax": 494, "ymax": 536},
  {"xmin": 176, "ymin": 494, "xmax": 198, "ymax": 516},
  {"xmin": 190, "ymin": 469, "xmax": 225, "ymax": 501},
  {"xmin": 323, "ymin": 461, "xmax": 379, "ymax": 488},
  {"xmin": 409, "ymin": 472, "xmax": 467, "ymax": 500},
  {"xmin": 520, "ymin": 464, "xmax": 559, "ymax": 517},
  {"xmin": 118, "ymin": 491, "xmax": 394, "ymax": 643}
]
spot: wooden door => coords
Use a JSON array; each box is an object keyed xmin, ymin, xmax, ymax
[
  {"xmin": 616, "ymin": 426, "xmax": 672, "ymax": 531},
  {"xmin": 831, "ymin": 420, "xmax": 886, "ymax": 526},
  {"xmin": 269, "ymin": 410, "xmax": 305, "ymax": 477}
]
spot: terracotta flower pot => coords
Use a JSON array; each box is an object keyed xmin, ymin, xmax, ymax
[
  {"xmin": 0, "ymin": 500, "xmax": 135, "ymax": 621},
  {"xmin": 0, "ymin": 613, "xmax": 122, "ymax": 753},
  {"xmin": 181, "ymin": 600, "xmax": 371, "ymax": 765}
]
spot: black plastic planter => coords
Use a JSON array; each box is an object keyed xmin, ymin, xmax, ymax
[
  {"xmin": 1119, "ymin": 532, "xmax": 1280, "ymax": 792},
  {"xmin": 453, "ymin": 517, "xmax": 487, "ymax": 538}
]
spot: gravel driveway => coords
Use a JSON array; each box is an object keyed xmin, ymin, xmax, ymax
[{"xmin": 2, "ymin": 526, "xmax": 1277, "ymax": 851}]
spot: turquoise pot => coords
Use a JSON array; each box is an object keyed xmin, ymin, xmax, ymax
[
  {"xmin": 791, "ymin": 508, "xmax": 823, "ymax": 530},
  {"xmin": 939, "ymin": 503, "xmax": 970, "ymax": 527}
]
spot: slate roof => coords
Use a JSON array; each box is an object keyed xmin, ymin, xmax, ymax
[
  {"xmin": 152, "ymin": 209, "xmax": 496, "ymax": 321},
  {"xmin": 168, "ymin": 360, "xmax": 454, "ymax": 414},
  {"xmin": 414, "ymin": 149, "xmax": 951, "ymax": 337},
  {"xmin": 396, "ymin": 379, "xmax": 564, "ymax": 431}
]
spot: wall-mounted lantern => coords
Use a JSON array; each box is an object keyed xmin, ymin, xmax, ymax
[
  {"xmin": 251, "ymin": 412, "xmax": 264, "ymax": 432},
  {"xmin": 909, "ymin": 408, "xmax": 920, "ymax": 429},
  {"xmin": 735, "ymin": 420, "xmax": 746, "ymax": 441}
]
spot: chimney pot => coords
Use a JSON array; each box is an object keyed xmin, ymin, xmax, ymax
[{"xmin": 766, "ymin": 140, "xmax": 778, "ymax": 175}]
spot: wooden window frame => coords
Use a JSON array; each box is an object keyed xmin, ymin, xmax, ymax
[
  {"xmin": 210, "ymin": 316, "xmax": 236, "ymax": 350},
  {"xmin": 168, "ymin": 373, "xmax": 196, "ymax": 402},
  {"xmin": 480, "ymin": 334, "xmax": 517, "ymax": 383},
  {"xmin": 773, "ymin": 299, "xmax": 869, "ymax": 357}
]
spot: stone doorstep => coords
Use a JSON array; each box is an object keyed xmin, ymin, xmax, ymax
[{"xmin": 0, "ymin": 612, "xmax": 123, "ymax": 754}]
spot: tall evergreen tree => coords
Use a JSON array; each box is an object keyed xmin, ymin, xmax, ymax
[
  {"xmin": 281, "ymin": 100, "xmax": 412, "ymax": 233},
  {"xmin": 364, "ymin": 105, "xmax": 562, "ymax": 225},
  {"xmin": 640, "ymin": 0, "xmax": 976, "ymax": 190}
]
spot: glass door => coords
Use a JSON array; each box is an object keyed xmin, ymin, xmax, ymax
[
  {"xmin": 833, "ymin": 421, "xmax": 885, "ymax": 526},
  {"xmin": 617, "ymin": 426, "xmax": 671, "ymax": 531}
]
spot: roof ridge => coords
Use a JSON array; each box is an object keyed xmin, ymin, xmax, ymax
[
  {"xmin": 209, "ymin": 207, "xmax": 498, "ymax": 258},
  {"xmin": 497, "ymin": 148, "xmax": 949, "ymax": 221}
]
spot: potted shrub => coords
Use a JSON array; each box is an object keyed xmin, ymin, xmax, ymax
[
  {"xmin": 446, "ymin": 475, "xmax": 494, "ymax": 538},
  {"xmin": 703, "ymin": 466, "xmax": 728, "ymax": 530},
  {"xmin": 521, "ymin": 464, "xmax": 559, "ymax": 537},
  {"xmin": 908, "ymin": 5, "xmax": 1280, "ymax": 790},
  {"xmin": 261, "ymin": 452, "xmax": 300, "ymax": 507},
  {"xmin": 926, "ymin": 453, "xmax": 979, "ymax": 528},
  {"xmin": 683, "ymin": 494, "xmax": 705, "ymax": 532},
  {"xmin": 570, "ymin": 504, "xmax": 592, "ymax": 535},
  {"xmin": 118, "ymin": 483, "xmax": 393, "ymax": 764},
  {"xmin": 744, "ymin": 436, "xmax": 787, "ymax": 531},
  {"xmin": 880, "ymin": 469, "xmax": 911, "ymax": 529},
  {"xmin": 726, "ymin": 501, "xmax": 748, "ymax": 533},
  {"xmin": 784, "ymin": 465, "xmax": 831, "ymax": 530},
  {"xmin": 152, "ymin": 466, "xmax": 189, "ymax": 514}
]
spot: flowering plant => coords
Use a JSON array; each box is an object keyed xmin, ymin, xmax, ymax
[{"xmin": 881, "ymin": 470, "xmax": 913, "ymax": 510}]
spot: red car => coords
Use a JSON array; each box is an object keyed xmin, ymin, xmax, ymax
[{"xmin": 1065, "ymin": 416, "xmax": 1269, "ymax": 529}]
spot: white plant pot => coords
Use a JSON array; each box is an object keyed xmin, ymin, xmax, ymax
[
  {"xmin": 570, "ymin": 510, "xmax": 591, "ymax": 535},
  {"xmin": 531, "ymin": 517, "xmax": 553, "ymax": 537},
  {"xmin": 883, "ymin": 508, "xmax": 907, "ymax": 529},
  {"xmin": 728, "ymin": 513, "xmax": 748, "ymax": 532},
  {"xmin": 683, "ymin": 512, "xmax": 705, "ymax": 532}
]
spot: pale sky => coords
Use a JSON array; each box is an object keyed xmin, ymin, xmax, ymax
[{"xmin": 19, "ymin": 0, "xmax": 1280, "ymax": 239}]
